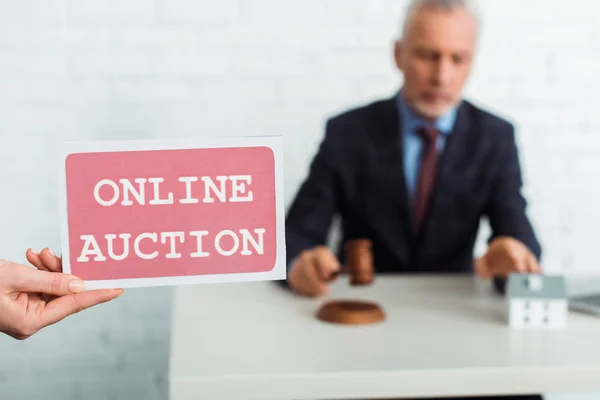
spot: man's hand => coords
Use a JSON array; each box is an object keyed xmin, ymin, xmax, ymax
[
  {"xmin": 0, "ymin": 248, "xmax": 123, "ymax": 340},
  {"xmin": 288, "ymin": 246, "xmax": 341, "ymax": 297},
  {"xmin": 475, "ymin": 236, "xmax": 541, "ymax": 279}
]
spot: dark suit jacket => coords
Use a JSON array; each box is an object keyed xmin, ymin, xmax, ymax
[{"xmin": 284, "ymin": 96, "xmax": 541, "ymax": 281}]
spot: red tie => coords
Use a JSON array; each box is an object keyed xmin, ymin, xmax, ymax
[{"xmin": 414, "ymin": 126, "xmax": 440, "ymax": 230}]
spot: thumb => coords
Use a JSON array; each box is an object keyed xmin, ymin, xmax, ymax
[
  {"xmin": 39, "ymin": 289, "xmax": 123, "ymax": 328},
  {"xmin": 314, "ymin": 249, "xmax": 341, "ymax": 281},
  {"xmin": 474, "ymin": 257, "xmax": 490, "ymax": 279},
  {"xmin": 526, "ymin": 252, "xmax": 541, "ymax": 273},
  {"xmin": 10, "ymin": 265, "xmax": 85, "ymax": 295}
]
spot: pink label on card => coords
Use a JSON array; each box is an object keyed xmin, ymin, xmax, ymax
[{"xmin": 63, "ymin": 144, "xmax": 278, "ymax": 283}]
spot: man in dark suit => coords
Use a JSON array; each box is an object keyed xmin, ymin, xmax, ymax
[
  {"xmin": 284, "ymin": 1, "xmax": 543, "ymax": 398},
  {"xmin": 285, "ymin": 0, "xmax": 541, "ymax": 296}
]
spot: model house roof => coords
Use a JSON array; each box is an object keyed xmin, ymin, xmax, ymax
[{"xmin": 507, "ymin": 273, "xmax": 566, "ymax": 300}]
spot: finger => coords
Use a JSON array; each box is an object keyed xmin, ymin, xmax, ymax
[
  {"xmin": 475, "ymin": 254, "xmax": 496, "ymax": 278},
  {"xmin": 474, "ymin": 257, "xmax": 490, "ymax": 279},
  {"xmin": 302, "ymin": 261, "xmax": 328, "ymax": 296},
  {"xmin": 8, "ymin": 266, "xmax": 85, "ymax": 296},
  {"xmin": 38, "ymin": 289, "xmax": 124, "ymax": 328},
  {"xmin": 39, "ymin": 248, "xmax": 62, "ymax": 273},
  {"xmin": 495, "ymin": 250, "xmax": 526, "ymax": 274},
  {"xmin": 25, "ymin": 249, "xmax": 50, "ymax": 272},
  {"xmin": 496, "ymin": 256, "xmax": 525, "ymax": 275},
  {"xmin": 488, "ymin": 261, "xmax": 511, "ymax": 278},
  {"xmin": 503, "ymin": 263, "xmax": 522, "ymax": 277},
  {"xmin": 313, "ymin": 247, "xmax": 341, "ymax": 281},
  {"xmin": 526, "ymin": 253, "xmax": 541, "ymax": 273}
]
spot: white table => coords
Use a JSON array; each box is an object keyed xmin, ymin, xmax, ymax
[{"xmin": 169, "ymin": 274, "xmax": 600, "ymax": 399}]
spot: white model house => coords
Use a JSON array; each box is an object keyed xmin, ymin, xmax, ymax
[{"xmin": 506, "ymin": 273, "xmax": 568, "ymax": 329}]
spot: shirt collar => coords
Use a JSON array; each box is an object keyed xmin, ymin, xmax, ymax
[{"xmin": 395, "ymin": 90, "xmax": 458, "ymax": 135}]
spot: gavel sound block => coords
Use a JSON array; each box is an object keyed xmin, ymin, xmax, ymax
[{"xmin": 316, "ymin": 239, "xmax": 385, "ymax": 325}]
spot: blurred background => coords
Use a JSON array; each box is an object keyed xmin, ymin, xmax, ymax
[{"xmin": 0, "ymin": 0, "xmax": 599, "ymax": 399}]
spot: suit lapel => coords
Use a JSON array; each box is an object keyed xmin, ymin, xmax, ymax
[{"xmin": 365, "ymin": 97, "xmax": 416, "ymax": 263}]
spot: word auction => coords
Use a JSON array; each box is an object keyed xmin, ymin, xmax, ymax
[{"xmin": 76, "ymin": 228, "xmax": 266, "ymax": 262}]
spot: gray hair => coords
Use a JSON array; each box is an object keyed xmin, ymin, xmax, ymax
[{"xmin": 400, "ymin": 0, "xmax": 480, "ymax": 37}]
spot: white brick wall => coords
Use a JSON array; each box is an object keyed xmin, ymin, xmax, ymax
[{"xmin": 0, "ymin": 0, "xmax": 599, "ymax": 399}]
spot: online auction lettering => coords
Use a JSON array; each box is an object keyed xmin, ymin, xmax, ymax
[{"xmin": 76, "ymin": 175, "xmax": 266, "ymax": 263}]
